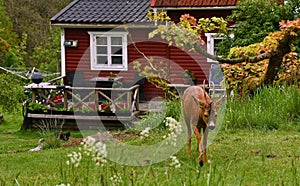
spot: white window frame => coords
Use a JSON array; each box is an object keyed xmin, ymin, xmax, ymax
[
  {"xmin": 89, "ymin": 31, "xmax": 128, "ymax": 71},
  {"xmin": 205, "ymin": 33, "xmax": 233, "ymax": 63},
  {"xmin": 205, "ymin": 33, "xmax": 224, "ymax": 63}
]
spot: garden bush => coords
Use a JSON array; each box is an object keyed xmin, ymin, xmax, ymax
[
  {"xmin": 137, "ymin": 98, "xmax": 182, "ymax": 130},
  {"xmin": 0, "ymin": 72, "xmax": 25, "ymax": 113}
]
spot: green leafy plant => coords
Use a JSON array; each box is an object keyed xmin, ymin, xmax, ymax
[
  {"xmin": 28, "ymin": 102, "xmax": 49, "ymax": 112},
  {"xmin": 0, "ymin": 73, "xmax": 25, "ymax": 114},
  {"xmin": 182, "ymin": 69, "xmax": 195, "ymax": 79},
  {"xmin": 38, "ymin": 119, "xmax": 65, "ymax": 149}
]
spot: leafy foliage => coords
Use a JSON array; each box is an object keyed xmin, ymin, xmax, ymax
[
  {"xmin": 149, "ymin": 10, "xmax": 300, "ymax": 91},
  {"xmin": 1, "ymin": 0, "xmax": 72, "ymax": 70},
  {"xmin": 222, "ymin": 19, "xmax": 300, "ymax": 91},
  {"xmin": 0, "ymin": 0, "xmax": 21, "ymax": 67},
  {"xmin": 0, "ymin": 73, "xmax": 25, "ymax": 113},
  {"xmin": 218, "ymin": 0, "xmax": 300, "ymax": 57},
  {"xmin": 149, "ymin": 13, "xmax": 227, "ymax": 53},
  {"xmin": 227, "ymin": 0, "xmax": 295, "ymax": 46}
]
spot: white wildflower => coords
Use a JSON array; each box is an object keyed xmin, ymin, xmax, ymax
[
  {"xmin": 140, "ymin": 127, "xmax": 151, "ymax": 139},
  {"xmin": 110, "ymin": 174, "xmax": 123, "ymax": 185},
  {"xmin": 92, "ymin": 141, "xmax": 107, "ymax": 166},
  {"xmin": 56, "ymin": 184, "xmax": 71, "ymax": 186},
  {"xmin": 66, "ymin": 135, "xmax": 107, "ymax": 167},
  {"xmin": 163, "ymin": 117, "xmax": 183, "ymax": 146},
  {"xmin": 66, "ymin": 151, "xmax": 82, "ymax": 167},
  {"xmin": 80, "ymin": 135, "xmax": 107, "ymax": 166},
  {"xmin": 81, "ymin": 136, "xmax": 97, "ymax": 156},
  {"xmin": 169, "ymin": 155, "xmax": 181, "ymax": 169}
]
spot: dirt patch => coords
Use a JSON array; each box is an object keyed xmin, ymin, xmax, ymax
[
  {"xmin": 62, "ymin": 137, "xmax": 83, "ymax": 147},
  {"xmin": 62, "ymin": 132, "xmax": 138, "ymax": 148},
  {"xmin": 110, "ymin": 131, "xmax": 138, "ymax": 141}
]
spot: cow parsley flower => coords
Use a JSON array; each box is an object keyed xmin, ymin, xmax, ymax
[
  {"xmin": 66, "ymin": 135, "xmax": 107, "ymax": 167},
  {"xmin": 66, "ymin": 151, "xmax": 82, "ymax": 167},
  {"xmin": 56, "ymin": 184, "xmax": 71, "ymax": 186},
  {"xmin": 110, "ymin": 174, "xmax": 123, "ymax": 185},
  {"xmin": 92, "ymin": 141, "xmax": 107, "ymax": 166},
  {"xmin": 169, "ymin": 155, "xmax": 181, "ymax": 169},
  {"xmin": 81, "ymin": 136, "xmax": 96, "ymax": 156},
  {"xmin": 163, "ymin": 117, "xmax": 183, "ymax": 146},
  {"xmin": 81, "ymin": 136, "xmax": 107, "ymax": 166},
  {"xmin": 140, "ymin": 127, "xmax": 151, "ymax": 139}
]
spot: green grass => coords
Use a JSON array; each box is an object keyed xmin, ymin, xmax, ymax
[
  {"xmin": 224, "ymin": 85, "xmax": 300, "ymax": 130},
  {"xmin": 0, "ymin": 86, "xmax": 299, "ymax": 185},
  {"xmin": 0, "ymin": 125, "xmax": 299, "ymax": 185}
]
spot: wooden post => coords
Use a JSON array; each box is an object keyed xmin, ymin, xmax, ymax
[
  {"xmin": 64, "ymin": 89, "xmax": 69, "ymax": 109},
  {"xmin": 32, "ymin": 90, "xmax": 37, "ymax": 103},
  {"xmin": 95, "ymin": 90, "xmax": 99, "ymax": 111}
]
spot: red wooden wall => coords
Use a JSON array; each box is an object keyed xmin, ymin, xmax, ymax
[{"xmin": 63, "ymin": 9, "xmax": 233, "ymax": 100}]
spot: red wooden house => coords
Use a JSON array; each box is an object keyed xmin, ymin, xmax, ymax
[{"xmin": 50, "ymin": 0, "xmax": 238, "ymax": 101}]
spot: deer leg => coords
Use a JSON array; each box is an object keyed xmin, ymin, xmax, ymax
[
  {"xmin": 200, "ymin": 127, "xmax": 209, "ymax": 166},
  {"xmin": 193, "ymin": 126, "xmax": 203, "ymax": 166},
  {"xmin": 187, "ymin": 123, "xmax": 192, "ymax": 158}
]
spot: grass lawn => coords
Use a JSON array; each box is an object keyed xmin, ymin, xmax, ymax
[{"xmin": 0, "ymin": 112, "xmax": 299, "ymax": 186}]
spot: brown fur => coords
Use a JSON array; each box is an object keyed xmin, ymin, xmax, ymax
[{"xmin": 182, "ymin": 86, "xmax": 217, "ymax": 166}]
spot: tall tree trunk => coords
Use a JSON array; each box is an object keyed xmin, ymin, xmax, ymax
[{"xmin": 263, "ymin": 34, "xmax": 293, "ymax": 85}]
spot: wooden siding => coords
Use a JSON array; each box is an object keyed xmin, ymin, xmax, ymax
[{"xmin": 64, "ymin": 26, "xmax": 211, "ymax": 100}]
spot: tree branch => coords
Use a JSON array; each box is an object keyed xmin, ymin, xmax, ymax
[{"xmin": 193, "ymin": 44, "xmax": 271, "ymax": 64}]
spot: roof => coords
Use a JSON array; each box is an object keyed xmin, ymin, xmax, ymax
[
  {"xmin": 51, "ymin": 0, "xmax": 151, "ymax": 25},
  {"xmin": 150, "ymin": 0, "xmax": 239, "ymax": 7}
]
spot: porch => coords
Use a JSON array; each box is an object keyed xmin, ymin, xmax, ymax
[{"xmin": 22, "ymin": 81, "xmax": 165, "ymax": 130}]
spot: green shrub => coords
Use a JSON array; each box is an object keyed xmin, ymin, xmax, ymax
[
  {"xmin": 224, "ymin": 84, "xmax": 300, "ymax": 130},
  {"xmin": 137, "ymin": 99, "xmax": 182, "ymax": 130},
  {"xmin": 0, "ymin": 73, "xmax": 25, "ymax": 113}
]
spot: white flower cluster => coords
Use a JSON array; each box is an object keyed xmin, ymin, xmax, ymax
[
  {"xmin": 56, "ymin": 184, "xmax": 71, "ymax": 186},
  {"xmin": 140, "ymin": 127, "xmax": 151, "ymax": 139},
  {"xmin": 110, "ymin": 174, "xmax": 123, "ymax": 185},
  {"xmin": 66, "ymin": 135, "xmax": 107, "ymax": 167},
  {"xmin": 80, "ymin": 136, "xmax": 107, "ymax": 166},
  {"xmin": 66, "ymin": 151, "xmax": 82, "ymax": 167},
  {"xmin": 163, "ymin": 117, "xmax": 183, "ymax": 146},
  {"xmin": 169, "ymin": 155, "xmax": 181, "ymax": 169}
]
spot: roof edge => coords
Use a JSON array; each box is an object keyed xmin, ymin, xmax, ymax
[
  {"xmin": 50, "ymin": 22, "xmax": 158, "ymax": 28},
  {"xmin": 150, "ymin": 0, "xmax": 156, "ymax": 7},
  {"xmin": 151, "ymin": 6, "xmax": 236, "ymax": 10},
  {"xmin": 50, "ymin": 0, "xmax": 80, "ymax": 22}
]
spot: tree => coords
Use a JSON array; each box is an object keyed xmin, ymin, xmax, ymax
[
  {"xmin": 227, "ymin": 0, "xmax": 295, "ymax": 47},
  {"xmin": 0, "ymin": 0, "xmax": 21, "ymax": 67},
  {"xmin": 148, "ymin": 11, "xmax": 300, "ymax": 92},
  {"xmin": 217, "ymin": 0, "xmax": 300, "ymax": 58},
  {"xmin": 2, "ymin": 0, "xmax": 72, "ymax": 70},
  {"xmin": 0, "ymin": 73, "xmax": 25, "ymax": 113}
]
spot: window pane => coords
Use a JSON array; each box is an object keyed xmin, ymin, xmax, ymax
[
  {"xmin": 111, "ymin": 46, "xmax": 122, "ymax": 55},
  {"xmin": 96, "ymin": 37, "xmax": 107, "ymax": 45},
  {"xmin": 112, "ymin": 56, "xmax": 122, "ymax": 64},
  {"xmin": 214, "ymin": 39, "xmax": 222, "ymax": 55},
  {"xmin": 97, "ymin": 46, "xmax": 107, "ymax": 54},
  {"xmin": 111, "ymin": 37, "xmax": 122, "ymax": 45},
  {"xmin": 97, "ymin": 56, "xmax": 108, "ymax": 65}
]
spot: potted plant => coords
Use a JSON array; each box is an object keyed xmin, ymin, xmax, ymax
[
  {"xmin": 28, "ymin": 102, "xmax": 49, "ymax": 113},
  {"xmin": 182, "ymin": 69, "xmax": 197, "ymax": 85}
]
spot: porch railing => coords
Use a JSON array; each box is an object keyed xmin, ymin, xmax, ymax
[{"xmin": 24, "ymin": 83, "xmax": 140, "ymax": 117}]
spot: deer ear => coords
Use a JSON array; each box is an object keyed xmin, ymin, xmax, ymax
[
  {"xmin": 215, "ymin": 95, "xmax": 226, "ymax": 107},
  {"xmin": 192, "ymin": 96, "xmax": 202, "ymax": 107}
]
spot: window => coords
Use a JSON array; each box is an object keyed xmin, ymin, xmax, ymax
[
  {"xmin": 89, "ymin": 32, "xmax": 128, "ymax": 71},
  {"xmin": 205, "ymin": 33, "xmax": 224, "ymax": 63}
]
